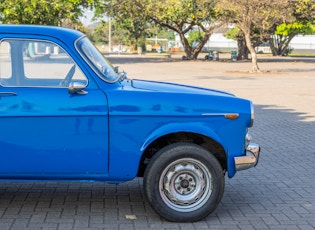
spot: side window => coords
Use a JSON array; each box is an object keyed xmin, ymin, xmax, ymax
[
  {"xmin": 0, "ymin": 39, "xmax": 88, "ymax": 88},
  {"xmin": 0, "ymin": 41, "xmax": 11, "ymax": 80}
]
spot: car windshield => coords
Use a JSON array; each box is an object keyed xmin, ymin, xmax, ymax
[{"xmin": 76, "ymin": 37, "xmax": 119, "ymax": 83}]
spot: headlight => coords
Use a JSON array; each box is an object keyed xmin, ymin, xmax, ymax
[
  {"xmin": 250, "ymin": 101, "xmax": 254, "ymax": 127},
  {"xmin": 245, "ymin": 132, "xmax": 252, "ymax": 148},
  {"xmin": 246, "ymin": 132, "xmax": 253, "ymax": 142}
]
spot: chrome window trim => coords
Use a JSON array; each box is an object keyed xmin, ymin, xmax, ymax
[
  {"xmin": 0, "ymin": 38, "xmax": 88, "ymax": 88},
  {"xmin": 74, "ymin": 36, "xmax": 118, "ymax": 84}
]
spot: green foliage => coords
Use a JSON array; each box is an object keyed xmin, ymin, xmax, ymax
[
  {"xmin": 276, "ymin": 22, "xmax": 315, "ymax": 37},
  {"xmin": 91, "ymin": 20, "xmax": 134, "ymax": 46},
  {"xmin": 224, "ymin": 27, "xmax": 241, "ymax": 40},
  {"xmin": 284, "ymin": 47, "xmax": 294, "ymax": 56},
  {"xmin": 142, "ymin": 0, "xmax": 219, "ymax": 33},
  {"xmin": 293, "ymin": 0, "xmax": 315, "ymax": 22},
  {"xmin": 0, "ymin": 0, "xmax": 92, "ymax": 25},
  {"xmin": 141, "ymin": 0, "xmax": 221, "ymax": 59},
  {"xmin": 92, "ymin": 22, "xmax": 109, "ymax": 44},
  {"xmin": 187, "ymin": 30, "xmax": 205, "ymax": 46},
  {"xmin": 275, "ymin": 0, "xmax": 315, "ymax": 37},
  {"xmin": 149, "ymin": 25, "xmax": 175, "ymax": 40},
  {"xmin": 89, "ymin": 18, "xmax": 174, "ymax": 50},
  {"xmin": 94, "ymin": 0, "xmax": 220, "ymax": 59},
  {"xmin": 270, "ymin": 0, "xmax": 315, "ymax": 56},
  {"xmin": 93, "ymin": 0, "xmax": 152, "ymax": 49}
]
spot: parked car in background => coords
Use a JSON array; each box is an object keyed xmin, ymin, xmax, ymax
[
  {"xmin": 0, "ymin": 25, "xmax": 260, "ymax": 222},
  {"xmin": 255, "ymin": 43, "xmax": 271, "ymax": 54}
]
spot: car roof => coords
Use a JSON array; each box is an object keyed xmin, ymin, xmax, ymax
[{"xmin": 0, "ymin": 24, "xmax": 84, "ymax": 42}]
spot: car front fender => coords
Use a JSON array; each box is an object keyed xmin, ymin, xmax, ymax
[{"xmin": 140, "ymin": 121, "xmax": 226, "ymax": 153}]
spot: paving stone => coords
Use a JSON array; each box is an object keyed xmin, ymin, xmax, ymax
[{"xmin": 0, "ymin": 56, "xmax": 314, "ymax": 229}]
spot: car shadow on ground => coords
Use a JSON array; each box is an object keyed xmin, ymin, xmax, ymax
[{"xmin": 211, "ymin": 104, "xmax": 314, "ymax": 226}]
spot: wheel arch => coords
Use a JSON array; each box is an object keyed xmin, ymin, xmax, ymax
[{"xmin": 137, "ymin": 130, "xmax": 227, "ymax": 177}]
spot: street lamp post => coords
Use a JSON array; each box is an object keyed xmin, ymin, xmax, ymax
[{"xmin": 108, "ymin": 17, "xmax": 111, "ymax": 53}]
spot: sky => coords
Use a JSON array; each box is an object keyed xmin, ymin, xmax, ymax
[{"xmin": 80, "ymin": 9, "xmax": 94, "ymax": 26}]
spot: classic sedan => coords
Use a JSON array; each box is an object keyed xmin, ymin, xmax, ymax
[{"xmin": 0, "ymin": 25, "xmax": 260, "ymax": 222}]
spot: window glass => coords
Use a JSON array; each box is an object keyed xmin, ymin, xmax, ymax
[
  {"xmin": 0, "ymin": 39, "xmax": 87, "ymax": 88},
  {"xmin": 0, "ymin": 41, "xmax": 11, "ymax": 79},
  {"xmin": 76, "ymin": 37, "xmax": 119, "ymax": 83}
]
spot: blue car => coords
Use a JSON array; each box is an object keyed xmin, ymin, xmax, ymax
[{"xmin": 0, "ymin": 25, "xmax": 260, "ymax": 222}]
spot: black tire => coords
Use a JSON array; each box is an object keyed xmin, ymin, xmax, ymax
[{"xmin": 144, "ymin": 142, "xmax": 225, "ymax": 222}]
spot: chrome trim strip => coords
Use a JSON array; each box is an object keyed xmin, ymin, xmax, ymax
[
  {"xmin": 0, "ymin": 92, "xmax": 18, "ymax": 96},
  {"xmin": 202, "ymin": 113, "xmax": 239, "ymax": 117}
]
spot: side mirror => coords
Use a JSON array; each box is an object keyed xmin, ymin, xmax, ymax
[
  {"xmin": 68, "ymin": 82, "xmax": 88, "ymax": 95},
  {"xmin": 114, "ymin": 66, "xmax": 119, "ymax": 73}
]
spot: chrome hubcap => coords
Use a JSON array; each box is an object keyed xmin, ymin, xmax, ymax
[{"xmin": 159, "ymin": 158, "xmax": 212, "ymax": 212}]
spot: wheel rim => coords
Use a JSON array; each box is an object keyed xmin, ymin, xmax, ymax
[{"xmin": 159, "ymin": 158, "xmax": 213, "ymax": 212}]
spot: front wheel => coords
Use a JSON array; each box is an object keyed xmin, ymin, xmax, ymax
[{"xmin": 144, "ymin": 143, "xmax": 225, "ymax": 222}]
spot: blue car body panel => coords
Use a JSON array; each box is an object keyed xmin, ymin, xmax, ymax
[
  {"xmin": 0, "ymin": 87, "xmax": 109, "ymax": 177},
  {"xmin": 0, "ymin": 25, "xmax": 258, "ymax": 182},
  {"xmin": 105, "ymin": 79, "xmax": 251, "ymax": 179}
]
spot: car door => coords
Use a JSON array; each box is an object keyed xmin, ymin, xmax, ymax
[{"xmin": 0, "ymin": 38, "xmax": 109, "ymax": 178}]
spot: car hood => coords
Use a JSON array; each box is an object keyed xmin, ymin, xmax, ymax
[
  {"xmin": 130, "ymin": 79, "xmax": 235, "ymax": 97},
  {"xmin": 108, "ymin": 78, "xmax": 250, "ymax": 121}
]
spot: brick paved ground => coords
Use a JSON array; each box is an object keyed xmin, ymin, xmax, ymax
[{"xmin": 0, "ymin": 55, "xmax": 314, "ymax": 229}]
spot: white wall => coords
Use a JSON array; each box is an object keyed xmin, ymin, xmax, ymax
[
  {"xmin": 175, "ymin": 32, "xmax": 315, "ymax": 52},
  {"xmin": 290, "ymin": 35, "xmax": 315, "ymax": 50}
]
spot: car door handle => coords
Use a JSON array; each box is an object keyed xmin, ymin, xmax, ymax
[{"xmin": 0, "ymin": 92, "xmax": 18, "ymax": 96}]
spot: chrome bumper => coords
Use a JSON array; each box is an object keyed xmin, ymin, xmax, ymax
[{"xmin": 235, "ymin": 142, "xmax": 261, "ymax": 171}]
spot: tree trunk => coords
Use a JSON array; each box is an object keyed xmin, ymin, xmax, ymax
[
  {"xmin": 270, "ymin": 34, "xmax": 296, "ymax": 56},
  {"xmin": 178, "ymin": 32, "xmax": 211, "ymax": 60},
  {"xmin": 237, "ymin": 38, "xmax": 249, "ymax": 60},
  {"xmin": 270, "ymin": 35, "xmax": 285, "ymax": 56},
  {"xmin": 178, "ymin": 33, "xmax": 193, "ymax": 59},
  {"xmin": 269, "ymin": 36, "xmax": 278, "ymax": 56},
  {"xmin": 244, "ymin": 33, "xmax": 260, "ymax": 72},
  {"xmin": 279, "ymin": 34, "xmax": 295, "ymax": 56}
]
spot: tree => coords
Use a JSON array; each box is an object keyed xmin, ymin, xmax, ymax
[
  {"xmin": 94, "ymin": 0, "xmax": 222, "ymax": 59},
  {"xmin": 94, "ymin": 0, "xmax": 153, "ymax": 50},
  {"xmin": 140, "ymin": 0, "xmax": 222, "ymax": 59},
  {"xmin": 0, "ymin": 0, "xmax": 92, "ymax": 26},
  {"xmin": 216, "ymin": 0, "xmax": 293, "ymax": 72},
  {"xmin": 187, "ymin": 30, "xmax": 205, "ymax": 46},
  {"xmin": 225, "ymin": 26, "xmax": 266, "ymax": 60},
  {"xmin": 225, "ymin": 27, "xmax": 249, "ymax": 60},
  {"xmin": 270, "ymin": 0, "xmax": 315, "ymax": 56},
  {"xmin": 91, "ymin": 20, "xmax": 139, "ymax": 47}
]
